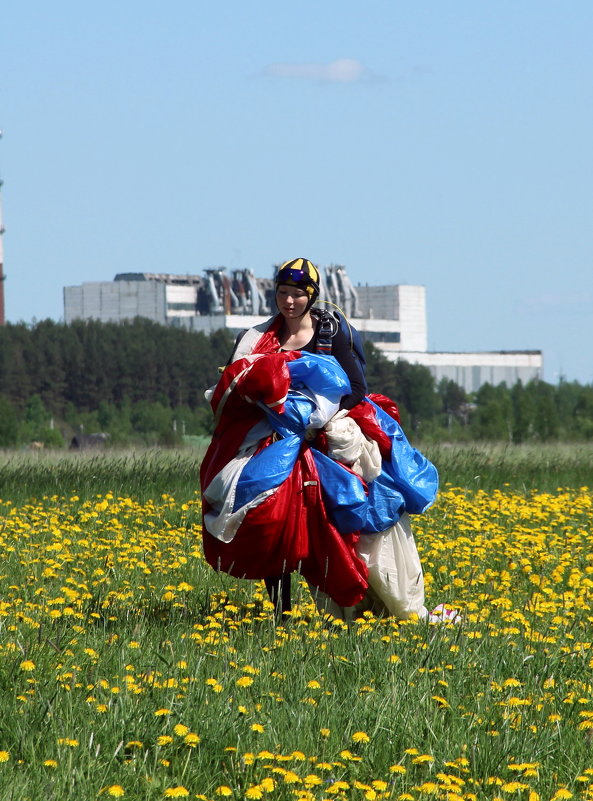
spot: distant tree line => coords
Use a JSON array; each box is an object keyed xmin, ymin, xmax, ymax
[
  {"xmin": 0, "ymin": 319, "xmax": 233, "ymax": 447},
  {"xmin": 363, "ymin": 344, "xmax": 593, "ymax": 442},
  {"xmin": 0, "ymin": 318, "xmax": 591, "ymax": 447}
]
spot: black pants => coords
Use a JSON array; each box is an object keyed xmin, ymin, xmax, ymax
[{"xmin": 264, "ymin": 573, "xmax": 292, "ymax": 616}]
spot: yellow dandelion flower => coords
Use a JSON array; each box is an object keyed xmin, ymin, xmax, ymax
[
  {"xmin": 20, "ymin": 660, "xmax": 35, "ymax": 671},
  {"xmin": 154, "ymin": 708, "xmax": 171, "ymax": 717},
  {"xmin": 163, "ymin": 787, "xmax": 189, "ymax": 798},
  {"xmin": 184, "ymin": 732, "xmax": 200, "ymax": 746},
  {"xmin": 251, "ymin": 723, "xmax": 264, "ymax": 733},
  {"xmin": 506, "ymin": 697, "xmax": 531, "ymax": 707},
  {"xmin": 282, "ymin": 771, "xmax": 301, "ymax": 784},
  {"xmin": 57, "ymin": 738, "xmax": 79, "ymax": 747},
  {"xmin": 351, "ymin": 731, "xmax": 370, "ymax": 743},
  {"xmin": 43, "ymin": 759, "xmax": 58, "ymax": 768},
  {"xmin": 215, "ymin": 787, "xmax": 233, "ymax": 797},
  {"xmin": 416, "ymin": 782, "xmax": 440, "ymax": 794},
  {"xmin": 157, "ymin": 735, "xmax": 173, "ymax": 746},
  {"xmin": 173, "ymin": 724, "xmax": 189, "ymax": 737},
  {"xmin": 320, "ymin": 728, "xmax": 330, "ymax": 738},
  {"xmin": 389, "ymin": 764, "xmax": 407, "ymax": 774},
  {"xmin": 107, "ymin": 787, "xmax": 125, "ymax": 798},
  {"xmin": 551, "ymin": 790, "xmax": 573, "ymax": 800},
  {"xmin": 304, "ymin": 775, "xmax": 323, "ymax": 787},
  {"xmin": 340, "ymin": 749, "xmax": 362, "ymax": 761},
  {"xmin": 245, "ymin": 787, "xmax": 263, "ymax": 800},
  {"xmin": 236, "ymin": 676, "xmax": 254, "ymax": 688},
  {"xmin": 0, "ymin": 752, "xmax": 10, "ymax": 763},
  {"xmin": 327, "ymin": 780, "xmax": 350, "ymax": 792},
  {"xmin": 412, "ymin": 754, "xmax": 435, "ymax": 764},
  {"xmin": 501, "ymin": 782, "xmax": 530, "ymax": 793},
  {"xmin": 260, "ymin": 778, "xmax": 275, "ymax": 792},
  {"xmin": 431, "ymin": 695, "xmax": 451, "ymax": 708},
  {"xmin": 307, "ymin": 680, "xmax": 321, "ymax": 689}
]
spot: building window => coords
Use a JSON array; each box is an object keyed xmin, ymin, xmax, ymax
[
  {"xmin": 361, "ymin": 331, "xmax": 401, "ymax": 344},
  {"xmin": 167, "ymin": 303, "xmax": 197, "ymax": 312}
]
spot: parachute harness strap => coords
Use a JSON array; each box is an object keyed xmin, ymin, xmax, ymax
[{"xmin": 312, "ymin": 300, "xmax": 355, "ymax": 354}]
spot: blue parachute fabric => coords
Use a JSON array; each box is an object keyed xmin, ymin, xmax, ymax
[
  {"xmin": 360, "ymin": 472, "xmax": 406, "ymax": 533},
  {"xmin": 265, "ymin": 393, "xmax": 315, "ymax": 439},
  {"xmin": 367, "ymin": 399, "xmax": 439, "ymax": 513},
  {"xmin": 231, "ymin": 358, "xmax": 437, "ymax": 537},
  {"xmin": 233, "ymin": 434, "xmax": 301, "ymax": 511},
  {"xmin": 287, "ymin": 353, "xmax": 351, "ymax": 404},
  {"xmin": 311, "ymin": 449, "xmax": 368, "ymax": 534},
  {"xmin": 235, "ymin": 392, "xmax": 318, "ymax": 510}
]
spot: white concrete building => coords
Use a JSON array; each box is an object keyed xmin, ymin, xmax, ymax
[
  {"xmin": 382, "ymin": 348, "xmax": 543, "ymax": 394},
  {"xmin": 64, "ymin": 268, "xmax": 543, "ymax": 392}
]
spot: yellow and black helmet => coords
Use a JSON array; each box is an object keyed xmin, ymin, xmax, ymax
[{"xmin": 275, "ymin": 258, "xmax": 320, "ymax": 300}]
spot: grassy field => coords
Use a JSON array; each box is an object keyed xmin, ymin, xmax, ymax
[
  {"xmin": 0, "ymin": 445, "xmax": 592, "ymax": 799},
  {"xmin": 1, "ymin": 441, "xmax": 593, "ymax": 501}
]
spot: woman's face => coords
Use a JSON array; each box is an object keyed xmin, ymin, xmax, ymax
[{"xmin": 276, "ymin": 284, "xmax": 310, "ymax": 319}]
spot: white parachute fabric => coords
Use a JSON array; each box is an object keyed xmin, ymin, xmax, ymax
[{"xmin": 310, "ymin": 512, "xmax": 428, "ymax": 622}]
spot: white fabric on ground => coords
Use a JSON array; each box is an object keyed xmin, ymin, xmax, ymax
[{"xmin": 309, "ymin": 512, "xmax": 428, "ymax": 622}]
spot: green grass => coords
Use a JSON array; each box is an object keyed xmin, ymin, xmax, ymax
[
  {"xmin": 0, "ymin": 446, "xmax": 207, "ymax": 502},
  {"xmin": 1, "ymin": 485, "xmax": 593, "ymax": 799},
  {"xmin": 1, "ymin": 441, "xmax": 592, "ymax": 503},
  {"xmin": 424, "ymin": 441, "xmax": 593, "ymax": 492}
]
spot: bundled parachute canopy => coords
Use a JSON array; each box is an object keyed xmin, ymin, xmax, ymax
[{"xmin": 200, "ymin": 351, "xmax": 438, "ymax": 608}]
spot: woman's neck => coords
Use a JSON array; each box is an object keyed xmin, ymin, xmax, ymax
[
  {"xmin": 278, "ymin": 311, "xmax": 316, "ymax": 349},
  {"xmin": 283, "ymin": 312, "xmax": 311, "ymax": 335}
]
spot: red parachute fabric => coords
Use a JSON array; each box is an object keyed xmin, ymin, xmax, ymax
[
  {"xmin": 200, "ymin": 338, "xmax": 369, "ymax": 608},
  {"xmin": 202, "ymin": 442, "xmax": 368, "ymax": 607}
]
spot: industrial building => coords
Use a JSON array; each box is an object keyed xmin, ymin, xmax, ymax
[{"xmin": 64, "ymin": 267, "xmax": 543, "ymax": 393}]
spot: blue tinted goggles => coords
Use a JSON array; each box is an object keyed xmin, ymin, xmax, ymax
[{"xmin": 276, "ymin": 267, "xmax": 319, "ymax": 292}]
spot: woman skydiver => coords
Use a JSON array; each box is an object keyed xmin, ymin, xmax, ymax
[{"xmin": 200, "ymin": 259, "xmax": 450, "ymax": 624}]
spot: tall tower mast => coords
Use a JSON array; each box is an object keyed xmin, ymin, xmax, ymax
[{"xmin": 0, "ymin": 130, "xmax": 5, "ymax": 326}]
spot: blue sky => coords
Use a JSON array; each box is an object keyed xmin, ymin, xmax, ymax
[{"xmin": 2, "ymin": 1, "xmax": 592, "ymax": 383}]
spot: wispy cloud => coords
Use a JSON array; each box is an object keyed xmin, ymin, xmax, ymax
[{"xmin": 261, "ymin": 58, "xmax": 384, "ymax": 84}]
